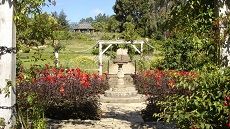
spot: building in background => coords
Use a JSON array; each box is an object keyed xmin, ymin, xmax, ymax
[{"xmin": 74, "ymin": 22, "xmax": 95, "ymax": 33}]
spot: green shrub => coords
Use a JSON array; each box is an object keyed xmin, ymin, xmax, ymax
[
  {"xmin": 73, "ymin": 33, "xmax": 93, "ymax": 41},
  {"xmin": 155, "ymin": 67, "xmax": 230, "ymax": 129},
  {"xmin": 159, "ymin": 32, "xmax": 216, "ymax": 70},
  {"xmin": 136, "ymin": 59, "xmax": 150, "ymax": 72}
]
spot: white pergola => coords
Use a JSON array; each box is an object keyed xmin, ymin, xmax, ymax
[
  {"xmin": 98, "ymin": 40, "xmax": 145, "ymax": 75},
  {"xmin": 0, "ymin": 0, "xmax": 16, "ymax": 128}
]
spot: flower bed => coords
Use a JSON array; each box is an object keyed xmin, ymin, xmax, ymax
[
  {"xmin": 17, "ymin": 65, "xmax": 109, "ymax": 121},
  {"xmin": 133, "ymin": 68, "xmax": 230, "ymax": 129},
  {"xmin": 133, "ymin": 69, "xmax": 195, "ymax": 122}
]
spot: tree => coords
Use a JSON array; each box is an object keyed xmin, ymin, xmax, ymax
[
  {"xmin": 94, "ymin": 13, "xmax": 109, "ymax": 22},
  {"xmin": 57, "ymin": 10, "xmax": 69, "ymax": 30},
  {"xmin": 123, "ymin": 22, "xmax": 138, "ymax": 41},
  {"xmin": 107, "ymin": 15, "xmax": 120, "ymax": 32},
  {"xmin": 165, "ymin": 0, "xmax": 230, "ymax": 66},
  {"xmin": 113, "ymin": 0, "xmax": 170, "ymax": 37},
  {"xmin": 15, "ymin": 0, "xmax": 56, "ymax": 46},
  {"xmin": 114, "ymin": 0, "xmax": 184, "ymax": 37},
  {"xmin": 79, "ymin": 17, "xmax": 94, "ymax": 23}
]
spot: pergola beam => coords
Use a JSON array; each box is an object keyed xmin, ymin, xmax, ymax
[
  {"xmin": 102, "ymin": 44, "xmax": 112, "ymax": 55},
  {"xmin": 98, "ymin": 40, "xmax": 147, "ymax": 75},
  {"xmin": 98, "ymin": 40, "xmax": 144, "ymax": 45},
  {"xmin": 131, "ymin": 45, "xmax": 141, "ymax": 54}
]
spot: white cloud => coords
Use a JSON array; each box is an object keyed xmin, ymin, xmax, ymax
[{"xmin": 91, "ymin": 8, "xmax": 104, "ymax": 16}]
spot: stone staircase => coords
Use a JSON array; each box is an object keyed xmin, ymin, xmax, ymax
[{"xmin": 100, "ymin": 74, "xmax": 145, "ymax": 103}]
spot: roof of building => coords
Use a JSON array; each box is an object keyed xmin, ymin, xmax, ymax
[{"xmin": 74, "ymin": 22, "xmax": 94, "ymax": 30}]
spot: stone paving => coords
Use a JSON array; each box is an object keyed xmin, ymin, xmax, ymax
[
  {"xmin": 49, "ymin": 102, "xmax": 177, "ymax": 129},
  {"xmin": 50, "ymin": 102, "xmax": 146, "ymax": 129}
]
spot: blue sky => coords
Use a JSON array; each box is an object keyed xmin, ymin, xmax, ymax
[{"xmin": 43, "ymin": 0, "xmax": 116, "ymax": 23}]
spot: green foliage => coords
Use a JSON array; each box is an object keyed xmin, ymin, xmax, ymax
[
  {"xmin": 73, "ymin": 33, "xmax": 93, "ymax": 41},
  {"xmin": 167, "ymin": 0, "xmax": 215, "ymax": 34},
  {"xmin": 52, "ymin": 30, "xmax": 72, "ymax": 41},
  {"xmin": 107, "ymin": 16, "xmax": 120, "ymax": 32},
  {"xmin": 15, "ymin": 0, "xmax": 55, "ymax": 46},
  {"xmin": 79, "ymin": 17, "xmax": 94, "ymax": 23},
  {"xmin": 93, "ymin": 21, "xmax": 108, "ymax": 32},
  {"xmin": 136, "ymin": 59, "xmax": 150, "ymax": 72},
  {"xmin": 155, "ymin": 67, "xmax": 230, "ymax": 129},
  {"xmin": 51, "ymin": 10, "xmax": 70, "ymax": 30},
  {"xmin": 122, "ymin": 22, "xmax": 138, "ymax": 42},
  {"xmin": 94, "ymin": 13, "xmax": 109, "ymax": 22},
  {"xmin": 159, "ymin": 32, "xmax": 216, "ymax": 70},
  {"xmin": 114, "ymin": 0, "xmax": 151, "ymax": 35},
  {"xmin": 100, "ymin": 33, "xmax": 121, "ymax": 40},
  {"xmin": 0, "ymin": 118, "xmax": 5, "ymax": 127},
  {"xmin": 51, "ymin": 31, "xmax": 72, "ymax": 52}
]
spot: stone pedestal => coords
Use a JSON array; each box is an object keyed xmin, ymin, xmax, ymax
[{"xmin": 116, "ymin": 63, "xmax": 125, "ymax": 87}]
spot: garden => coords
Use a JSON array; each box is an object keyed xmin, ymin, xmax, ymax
[{"xmin": 1, "ymin": 0, "xmax": 230, "ymax": 129}]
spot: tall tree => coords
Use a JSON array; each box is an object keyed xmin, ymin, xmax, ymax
[
  {"xmin": 58, "ymin": 10, "xmax": 69, "ymax": 30},
  {"xmin": 113, "ymin": 0, "xmax": 173, "ymax": 37},
  {"xmin": 94, "ymin": 13, "xmax": 109, "ymax": 22},
  {"xmin": 15, "ymin": 0, "xmax": 57, "ymax": 46},
  {"xmin": 79, "ymin": 17, "xmax": 94, "ymax": 23}
]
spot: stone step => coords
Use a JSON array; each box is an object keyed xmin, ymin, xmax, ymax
[
  {"xmin": 100, "ymin": 94, "xmax": 146, "ymax": 103},
  {"xmin": 110, "ymin": 86, "xmax": 136, "ymax": 92},
  {"xmin": 105, "ymin": 90, "xmax": 138, "ymax": 98}
]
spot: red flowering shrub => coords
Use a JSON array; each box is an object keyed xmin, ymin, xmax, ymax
[
  {"xmin": 137, "ymin": 67, "xmax": 230, "ymax": 129},
  {"xmin": 17, "ymin": 65, "xmax": 109, "ymax": 120},
  {"xmin": 133, "ymin": 69, "xmax": 194, "ymax": 98},
  {"xmin": 133, "ymin": 69, "xmax": 195, "ymax": 121}
]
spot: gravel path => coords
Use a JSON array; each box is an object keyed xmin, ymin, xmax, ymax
[{"xmin": 48, "ymin": 102, "xmax": 177, "ymax": 129}]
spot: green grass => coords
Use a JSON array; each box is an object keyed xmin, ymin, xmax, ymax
[
  {"xmin": 19, "ymin": 37, "xmax": 102, "ymax": 73},
  {"xmin": 18, "ymin": 33, "xmax": 158, "ymax": 73}
]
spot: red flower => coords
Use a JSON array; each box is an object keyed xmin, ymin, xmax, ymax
[
  {"xmin": 226, "ymin": 122, "xmax": 230, "ymax": 127},
  {"xmin": 60, "ymin": 68, "xmax": 65, "ymax": 72},
  {"xmin": 83, "ymin": 81, "xmax": 90, "ymax": 88},
  {"xmin": 46, "ymin": 75, "xmax": 52, "ymax": 81},
  {"xmin": 57, "ymin": 72, "xmax": 64, "ymax": 78},
  {"xmin": 60, "ymin": 86, "xmax": 65, "ymax": 96},
  {"xmin": 224, "ymin": 101, "xmax": 229, "ymax": 106},
  {"xmin": 80, "ymin": 80, "xmax": 90, "ymax": 88}
]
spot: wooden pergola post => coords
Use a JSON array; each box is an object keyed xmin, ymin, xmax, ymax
[
  {"xmin": 0, "ymin": 0, "xmax": 16, "ymax": 128},
  {"xmin": 99, "ymin": 41, "xmax": 103, "ymax": 75}
]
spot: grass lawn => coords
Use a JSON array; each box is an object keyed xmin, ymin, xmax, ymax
[
  {"xmin": 19, "ymin": 37, "xmax": 108, "ymax": 73},
  {"xmin": 18, "ymin": 33, "xmax": 159, "ymax": 73}
]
